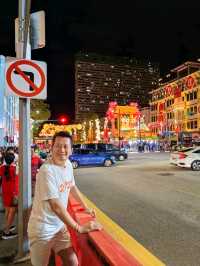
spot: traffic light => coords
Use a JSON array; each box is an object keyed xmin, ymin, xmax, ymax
[{"xmin": 58, "ymin": 115, "xmax": 68, "ymax": 124}]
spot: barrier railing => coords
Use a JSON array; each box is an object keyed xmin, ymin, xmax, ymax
[{"xmin": 55, "ymin": 195, "xmax": 142, "ymax": 266}]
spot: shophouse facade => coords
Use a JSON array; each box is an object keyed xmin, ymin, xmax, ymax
[{"xmin": 149, "ymin": 62, "xmax": 200, "ymax": 143}]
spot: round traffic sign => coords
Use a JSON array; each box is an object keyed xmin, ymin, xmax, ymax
[{"xmin": 6, "ymin": 59, "xmax": 46, "ymax": 97}]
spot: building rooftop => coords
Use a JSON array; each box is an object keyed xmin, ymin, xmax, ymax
[
  {"xmin": 75, "ymin": 52, "xmax": 159, "ymax": 68},
  {"xmin": 171, "ymin": 61, "xmax": 200, "ymax": 73}
]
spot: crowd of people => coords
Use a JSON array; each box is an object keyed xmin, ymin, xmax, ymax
[{"xmin": 121, "ymin": 140, "xmax": 171, "ymax": 153}]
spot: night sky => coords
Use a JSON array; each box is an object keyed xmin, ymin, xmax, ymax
[{"xmin": 0, "ymin": 1, "xmax": 200, "ymax": 122}]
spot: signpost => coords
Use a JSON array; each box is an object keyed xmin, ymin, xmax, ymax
[
  {"xmin": 15, "ymin": 10, "xmax": 45, "ymax": 52},
  {"xmin": 13, "ymin": 0, "xmax": 46, "ymax": 263}
]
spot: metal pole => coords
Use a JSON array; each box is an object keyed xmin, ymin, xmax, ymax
[
  {"xmin": 15, "ymin": 0, "xmax": 32, "ymax": 262},
  {"xmin": 23, "ymin": 0, "xmax": 31, "ymax": 58},
  {"xmin": 118, "ymin": 110, "xmax": 121, "ymax": 148}
]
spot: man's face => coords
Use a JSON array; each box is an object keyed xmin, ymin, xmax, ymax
[{"xmin": 52, "ymin": 136, "xmax": 72, "ymax": 162}]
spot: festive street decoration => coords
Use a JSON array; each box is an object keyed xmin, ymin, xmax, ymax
[
  {"xmin": 103, "ymin": 102, "xmax": 151, "ymax": 142},
  {"xmin": 39, "ymin": 123, "xmax": 82, "ymax": 139},
  {"xmin": 95, "ymin": 118, "xmax": 101, "ymax": 142}
]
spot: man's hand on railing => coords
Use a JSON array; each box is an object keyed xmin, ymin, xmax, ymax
[
  {"xmin": 79, "ymin": 220, "xmax": 102, "ymax": 234},
  {"xmin": 85, "ymin": 207, "xmax": 96, "ymax": 218}
]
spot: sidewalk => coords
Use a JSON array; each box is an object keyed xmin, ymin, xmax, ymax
[{"xmin": 0, "ymin": 198, "xmax": 31, "ymax": 266}]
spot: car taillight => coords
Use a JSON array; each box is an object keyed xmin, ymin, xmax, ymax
[{"xmin": 179, "ymin": 152, "xmax": 187, "ymax": 159}]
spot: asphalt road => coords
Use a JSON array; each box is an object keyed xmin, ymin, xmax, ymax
[{"xmin": 74, "ymin": 152, "xmax": 200, "ymax": 266}]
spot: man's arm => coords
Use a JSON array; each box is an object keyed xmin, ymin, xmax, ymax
[
  {"xmin": 48, "ymin": 198, "xmax": 101, "ymax": 233},
  {"xmin": 70, "ymin": 185, "xmax": 95, "ymax": 216}
]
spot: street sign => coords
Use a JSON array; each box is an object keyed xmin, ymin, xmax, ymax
[
  {"xmin": 5, "ymin": 58, "xmax": 47, "ymax": 99},
  {"xmin": 30, "ymin": 11, "xmax": 45, "ymax": 50},
  {"xmin": 15, "ymin": 10, "xmax": 45, "ymax": 51}
]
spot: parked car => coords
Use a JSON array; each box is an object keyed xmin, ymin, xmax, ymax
[
  {"xmin": 82, "ymin": 143, "xmax": 128, "ymax": 161},
  {"xmin": 170, "ymin": 147, "xmax": 200, "ymax": 171},
  {"xmin": 100, "ymin": 147, "xmax": 128, "ymax": 161},
  {"xmin": 69, "ymin": 149, "xmax": 116, "ymax": 169}
]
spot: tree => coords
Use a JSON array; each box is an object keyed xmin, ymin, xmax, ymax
[
  {"xmin": 30, "ymin": 100, "xmax": 51, "ymax": 121},
  {"xmin": 82, "ymin": 113, "xmax": 99, "ymax": 122},
  {"xmin": 31, "ymin": 100, "xmax": 51, "ymax": 138}
]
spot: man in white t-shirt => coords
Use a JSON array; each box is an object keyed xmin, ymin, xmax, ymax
[{"xmin": 28, "ymin": 131, "xmax": 101, "ymax": 266}]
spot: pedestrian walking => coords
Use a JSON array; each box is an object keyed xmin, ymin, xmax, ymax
[
  {"xmin": 28, "ymin": 131, "xmax": 102, "ymax": 266},
  {"xmin": 0, "ymin": 152, "xmax": 18, "ymax": 239}
]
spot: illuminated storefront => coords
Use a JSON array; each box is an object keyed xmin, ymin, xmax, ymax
[
  {"xmin": 149, "ymin": 62, "xmax": 200, "ymax": 144},
  {"xmin": 103, "ymin": 102, "xmax": 152, "ymax": 143},
  {"xmin": 35, "ymin": 123, "xmax": 82, "ymax": 146}
]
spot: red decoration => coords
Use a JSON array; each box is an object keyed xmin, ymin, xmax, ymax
[
  {"xmin": 157, "ymin": 114, "xmax": 164, "ymax": 123},
  {"xmin": 159, "ymin": 103, "xmax": 164, "ymax": 112},
  {"xmin": 174, "ymin": 85, "xmax": 181, "ymax": 98},
  {"xmin": 175, "ymin": 126, "xmax": 180, "ymax": 133},
  {"xmin": 106, "ymin": 101, "xmax": 117, "ymax": 120},
  {"xmin": 186, "ymin": 76, "xmax": 195, "ymax": 89},
  {"xmin": 165, "ymin": 85, "xmax": 173, "ymax": 96}
]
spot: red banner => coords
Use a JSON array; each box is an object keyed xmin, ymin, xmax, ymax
[{"xmin": 174, "ymin": 86, "xmax": 181, "ymax": 98}]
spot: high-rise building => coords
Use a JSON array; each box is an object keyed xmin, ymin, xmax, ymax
[{"xmin": 75, "ymin": 53, "xmax": 160, "ymax": 122}]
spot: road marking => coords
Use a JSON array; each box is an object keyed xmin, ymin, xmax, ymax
[{"xmin": 83, "ymin": 194, "xmax": 166, "ymax": 266}]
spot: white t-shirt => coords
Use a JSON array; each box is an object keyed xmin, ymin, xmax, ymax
[{"xmin": 28, "ymin": 159, "xmax": 75, "ymax": 239}]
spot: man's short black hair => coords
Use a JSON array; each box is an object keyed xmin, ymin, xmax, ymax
[{"xmin": 52, "ymin": 131, "xmax": 72, "ymax": 146}]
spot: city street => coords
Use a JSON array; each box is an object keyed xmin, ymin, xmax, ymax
[{"xmin": 75, "ymin": 152, "xmax": 200, "ymax": 266}]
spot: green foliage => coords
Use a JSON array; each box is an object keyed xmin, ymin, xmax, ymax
[
  {"xmin": 31, "ymin": 100, "xmax": 51, "ymax": 121},
  {"xmin": 31, "ymin": 100, "xmax": 51, "ymax": 138},
  {"xmin": 82, "ymin": 113, "xmax": 99, "ymax": 122}
]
